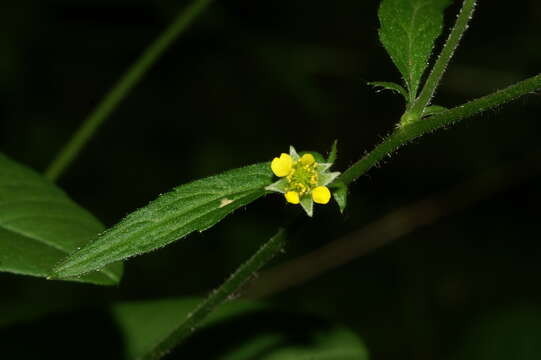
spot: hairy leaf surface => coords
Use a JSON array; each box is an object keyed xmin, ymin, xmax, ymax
[
  {"xmin": 378, "ymin": 0, "xmax": 450, "ymax": 99},
  {"xmin": 54, "ymin": 163, "xmax": 273, "ymax": 278}
]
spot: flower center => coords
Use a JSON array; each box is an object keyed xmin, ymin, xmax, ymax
[{"xmin": 286, "ymin": 160, "xmax": 318, "ymax": 196}]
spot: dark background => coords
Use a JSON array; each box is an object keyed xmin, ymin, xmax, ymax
[{"xmin": 1, "ymin": 0, "xmax": 541, "ymax": 359}]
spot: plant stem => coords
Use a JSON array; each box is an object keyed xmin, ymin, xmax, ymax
[
  {"xmin": 408, "ymin": 0, "xmax": 477, "ymax": 118},
  {"xmin": 139, "ymin": 228, "xmax": 287, "ymax": 360},
  {"xmin": 45, "ymin": 0, "xmax": 213, "ymax": 181},
  {"xmin": 243, "ymin": 150, "xmax": 541, "ymax": 299},
  {"xmin": 339, "ymin": 72, "xmax": 541, "ymax": 186}
]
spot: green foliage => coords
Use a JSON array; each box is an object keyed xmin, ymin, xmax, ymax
[
  {"xmin": 53, "ymin": 163, "xmax": 274, "ymax": 278},
  {"xmin": 339, "ymin": 73, "xmax": 541, "ymax": 186},
  {"xmin": 129, "ymin": 228, "xmax": 287, "ymax": 360},
  {"xmin": 0, "ymin": 301, "xmax": 63, "ymax": 329},
  {"xmin": 112, "ymin": 298, "xmax": 265, "ymax": 359},
  {"xmin": 408, "ymin": 0, "xmax": 477, "ymax": 117},
  {"xmin": 112, "ymin": 297, "xmax": 369, "ymax": 360},
  {"xmin": 247, "ymin": 327, "xmax": 369, "ymax": 360},
  {"xmin": 378, "ymin": 0, "xmax": 450, "ymax": 102},
  {"xmin": 0, "ymin": 153, "xmax": 122, "ymax": 285},
  {"xmin": 455, "ymin": 306, "xmax": 541, "ymax": 360},
  {"xmin": 367, "ymin": 81, "xmax": 408, "ymax": 100}
]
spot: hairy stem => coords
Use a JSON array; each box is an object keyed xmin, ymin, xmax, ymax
[
  {"xmin": 243, "ymin": 150, "xmax": 541, "ymax": 299},
  {"xmin": 45, "ymin": 0, "xmax": 213, "ymax": 181},
  {"xmin": 409, "ymin": 0, "xmax": 477, "ymax": 117},
  {"xmin": 339, "ymin": 72, "xmax": 541, "ymax": 186},
  {"xmin": 139, "ymin": 228, "xmax": 287, "ymax": 360}
]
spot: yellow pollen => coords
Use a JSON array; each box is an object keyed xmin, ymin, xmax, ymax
[
  {"xmin": 271, "ymin": 153, "xmax": 293, "ymax": 177},
  {"xmin": 285, "ymin": 191, "xmax": 300, "ymax": 204},
  {"xmin": 312, "ymin": 186, "xmax": 331, "ymax": 204}
]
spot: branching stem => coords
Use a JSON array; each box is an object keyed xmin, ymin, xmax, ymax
[
  {"xmin": 408, "ymin": 0, "xmax": 477, "ymax": 118},
  {"xmin": 339, "ymin": 72, "xmax": 541, "ymax": 186}
]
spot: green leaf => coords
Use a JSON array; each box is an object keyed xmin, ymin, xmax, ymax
[
  {"xmin": 112, "ymin": 297, "xmax": 265, "ymax": 359},
  {"xmin": 368, "ymin": 81, "xmax": 408, "ymax": 100},
  {"xmin": 112, "ymin": 297, "xmax": 369, "ymax": 360},
  {"xmin": 252, "ymin": 327, "xmax": 369, "ymax": 360},
  {"xmin": 456, "ymin": 306, "xmax": 541, "ymax": 360},
  {"xmin": 0, "ymin": 153, "xmax": 122, "ymax": 285},
  {"xmin": 378, "ymin": 0, "xmax": 451, "ymax": 99},
  {"xmin": 332, "ymin": 182, "xmax": 348, "ymax": 213},
  {"xmin": 53, "ymin": 163, "xmax": 274, "ymax": 278},
  {"xmin": 0, "ymin": 302, "xmax": 60, "ymax": 328}
]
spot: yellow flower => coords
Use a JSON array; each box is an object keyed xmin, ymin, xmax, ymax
[
  {"xmin": 265, "ymin": 146, "xmax": 340, "ymax": 216},
  {"xmin": 271, "ymin": 153, "xmax": 293, "ymax": 177},
  {"xmin": 312, "ymin": 186, "xmax": 331, "ymax": 204},
  {"xmin": 285, "ymin": 191, "xmax": 300, "ymax": 204},
  {"xmin": 300, "ymin": 153, "xmax": 315, "ymax": 165}
]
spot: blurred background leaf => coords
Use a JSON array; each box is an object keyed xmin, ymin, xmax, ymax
[
  {"xmin": 112, "ymin": 297, "xmax": 264, "ymax": 359},
  {"xmin": 0, "ymin": 153, "xmax": 122, "ymax": 285},
  {"xmin": 113, "ymin": 297, "xmax": 368, "ymax": 360},
  {"xmin": 454, "ymin": 305, "xmax": 541, "ymax": 360}
]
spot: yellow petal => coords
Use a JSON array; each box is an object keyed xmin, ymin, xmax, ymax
[
  {"xmin": 285, "ymin": 191, "xmax": 300, "ymax": 204},
  {"xmin": 271, "ymin": 153, "xmax": 293, "ymax": 177},
  {"xmin": 300, "ymin": 153, "xmax": 315, "ymax": 165},
  {"xmin": 311, "ymin": 186, "xmax": 331, "ymax": 204}
]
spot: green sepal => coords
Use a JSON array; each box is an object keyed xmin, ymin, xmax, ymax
[
  {"xmin": 327, "ymin": 140, "xmax": 338, "ymax": 164},
  {"xmin": 318, "ymin": 172, "xmax": 341, "ymax": 187},
  {"xmin": 300, "ymin": 196, "xmax": 314, "ymax": 217},
  {"xmin": 316, "ymin": 163, "xmax": 332, "ymax": 173},
  {"xmin": 265, "ymin": 178, "xmax": 289, "ymax": 194},
  {"xmin": 331, "ymin": 182, "xmax": 348, "ymax": 214}
]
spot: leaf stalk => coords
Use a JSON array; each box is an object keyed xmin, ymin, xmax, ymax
[{"xmin": 408, "ymin": 0, "xmax": 477, "ymax": 119}]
